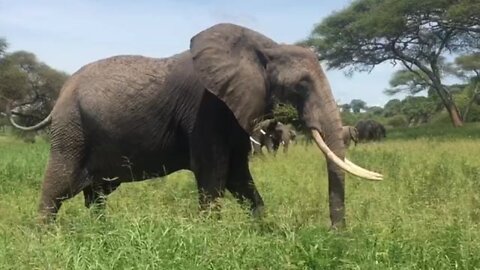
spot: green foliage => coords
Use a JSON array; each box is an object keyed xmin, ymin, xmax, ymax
[
  {"xmin": 2, "ymin": 132, "xmax": 480, "ymax": 268},
  {"xmin": 349, "ymin": 98, "xmax": 366, "ymax": 113},
  {"xmin": 0, "ymin": 37, "xmax": 6, "ymax": 57},
  {"xmin": 272, "ymin": 103, "xmax": 301, "ymax": 128},
  {"xmin": 386, "ymin": 114, "xmax": 408, "ymax": 128},
  {"xmin": 307, "ymin": 0, "xmax": 479, "ymax": 126},
  {"xmin": 388, "ymin": 122, "xmax": 480, "ymax": 140},
  {"xmin": 455, "ymin": 53, "xmax": 480, "ymax": 77},
  {"xmin": 0, "ymin": 49, "xmax": 68, "ymax": 137},
  {"xmin": 339, "ymin": 103, "xmax": 352, "ymax": 113},
  {"xmin": 365, "ymin": 105, "xmax": 383, "ymax": 116},
  {"xmin": 383, "ymin": 98, "xmax": 402, "ymax": 117},
  {"xmin": 386, "ymin": 69, "xmax": 432, "ymax": 96},
  {"xmin": 307, "ymin": 0, "xmax": 479, "ymax": 71}
]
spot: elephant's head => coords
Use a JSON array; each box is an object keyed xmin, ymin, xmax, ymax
[{"xmin": 190, "ymin": 23, "xmax": 382, "ymax": 227}]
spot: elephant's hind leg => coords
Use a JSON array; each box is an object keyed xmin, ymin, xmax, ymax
[
  {"xmin": 37, "ymin": 115, "xmax": 88, "ymax": 223},
  {"xmin": 38, "ymin": 156, "xmax": 89, "ymax": 223}
]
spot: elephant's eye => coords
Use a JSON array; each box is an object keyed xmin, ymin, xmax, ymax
[{"xmin": 295, "ymin": 80, "xmax": 310, "ymax": 97}]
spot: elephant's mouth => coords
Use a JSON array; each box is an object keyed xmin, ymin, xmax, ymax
[{"xmin": 311, "ymin": 130, "xmax": 383, "ymax": 181}]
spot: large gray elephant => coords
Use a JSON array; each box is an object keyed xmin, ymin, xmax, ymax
[{"xmin": 8, "ymin": 23, "xmax": 382, "ymax": 228}]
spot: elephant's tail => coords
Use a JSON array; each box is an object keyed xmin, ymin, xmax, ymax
[{"xmin": 6, "ymin": 101, "xmax": 52, "ymax": 131}]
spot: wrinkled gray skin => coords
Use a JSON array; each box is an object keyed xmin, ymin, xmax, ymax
[
  {"xmin": 341, "ymin": 126, "xmax": 358, "ymax": 147},
  {"xmin": 12, "ymin": 23, "xmax": 347, "ymax": 228}
]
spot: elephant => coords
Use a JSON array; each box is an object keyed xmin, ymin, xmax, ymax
[
  {"xmin": 269, "ymin": 122, "xmax": 296, "ymax": 154},
  {"xmin": 250, "ymin": 120, "xmax": 296, "ymax": 155},
  {"xmin": 341, "ymin": 126, "xmax": 358, "ymax": 147},
  {"xmin": 7, "ymin": 23, "xmax": 382, "ymax": 228},
  {"xmin": 250, "ymin": 119, "xmax": 278, "ymax": 155},
  {"xmin": 355, "ymin": 120, "xmax": 386, "ymax": 142}
]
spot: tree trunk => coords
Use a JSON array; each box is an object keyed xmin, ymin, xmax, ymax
[
  {"xmin": 462, "ymin": 84, "xmax": 480, "ymax": 122},
  {"xmin": 433, "ymin": 82, "xmax": 463, "ymax": 127},
  {"xmin": 446, "ymin": 102, "xmax": 463, "ymax": 127}
]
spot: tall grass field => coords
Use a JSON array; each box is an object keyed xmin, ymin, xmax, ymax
[{"xmin": 1, "ymin": 125, "xmax": 480, "ymax": 269}]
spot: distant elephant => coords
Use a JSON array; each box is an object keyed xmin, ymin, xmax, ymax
[
  {"xmin": 341, "ymin": 126, "xmax": 358, "ymax": 147},
  {"xmin": 250, "ymin": 120, "xmax": 296, "ymax": 155},
  {"xmin": 270, "ymin": 122, "xmax": 297, "ymax": 154},
  {"xmin": 355, "ymin": 120, "xmax": 386, "ymax": 142},
  {"xmin": 8, "ymin": 23, "xmax": 382, "ymax": 228},
  {"xmin": 249, "ymin": 119, "xmax": 278, "ymax": 155}
]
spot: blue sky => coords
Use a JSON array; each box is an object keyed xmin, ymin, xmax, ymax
[{"xmin": 0, "ymin": 0, "xmax": 403, "ymax": 106}]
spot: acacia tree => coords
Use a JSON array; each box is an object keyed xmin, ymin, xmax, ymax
[
  {"xmin": 0, "ymin": 50, "xmax": 68, "ymax": 125},
  {"xmin": 307, "ymin": 0, "xmax": 480, "ymax": 127},
  {"xmin": 454, "ymin": 53, "xmax": 480, "ymax": 121},
  {"xmin": 0, "ymin": 38, "xmax": 6, "ymax": 57},
  {"xmin": 349, "ymin": 99, "xmax": 366, "ymax": 113}
]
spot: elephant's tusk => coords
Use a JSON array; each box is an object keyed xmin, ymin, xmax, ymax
[
  {"xmin": 311, "ymin": 130, "xmax": 383, "ymax": 181},
  {"xmin": 260, "ymin": 129, "xmax": 266, "ymax": 135},
  {"xmin": 250, "ymin": 137, "xmax": 261, "ymax": 145},
  {"xmin": 344, "ymin": 158, "xmax": 383, "ymax": 178}
]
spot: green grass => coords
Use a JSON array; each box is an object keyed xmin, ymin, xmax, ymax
[
  {"xmin": 387, "ymin": 122, "xmax": 480, "ymax": 140},
  {"xmin": 1, "ymin": 132, "xmax": 480, "ymax": 269}
]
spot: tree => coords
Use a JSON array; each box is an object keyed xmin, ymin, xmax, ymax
[
  {"xmin": 0, "ymin": 38, "xmax": 7, "ymax": 57},
  {"xmin": 272, "ymin": 103, "xmax": 302, "ymax": 129},
  {"xmin": 350, "ymin": 99, "xmax": 366, "ymax": 113},
  {"xmin": 454, "ymin": 53, "xmax": 480, "ymax": 121},
  {"xmin": 366, "ymin": 106, "xmax": 384, "ymax": 116},
  {"xmin": 307, "ymin": 0, "xmax": 480, "ymax": 127},
  {"xmin": 400, "ymin": 96, "xmax": 436, "ymax": 125},
  {"xmin": 0, "ymin": 50, "xmax": 68, "ymax": 125},
  {"xmin": 383, "ymin": 98, "xmax": 402, "ymax": 117},
  {"xmin": 339, "ymin": 103, "xmax": 352, "ymax": 112}
]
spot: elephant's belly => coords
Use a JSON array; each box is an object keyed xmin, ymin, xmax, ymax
[{"xmin": 86, "ymin": 142, "xmax": 191, "ymax": 182}]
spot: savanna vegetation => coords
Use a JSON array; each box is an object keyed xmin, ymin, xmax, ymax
[
  {"xmin": 1, "ymin": 0, "xmax": 479, "ymax": 269},
  {"xmin": 1, "ymin": 124, "xmax": 480, "ymax": 269}
]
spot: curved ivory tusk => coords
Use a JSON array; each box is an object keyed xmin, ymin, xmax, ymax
[
  {"xmin": 250, "ymin": 136, "xmax": 261, "ymax": 145},
  {"xmin": 311, "ymin": 130, "xmax": 383, "ymax": 181},
  {"xmin": 345, "ymin": 158, "xmax": 383, "ymax": 178}
]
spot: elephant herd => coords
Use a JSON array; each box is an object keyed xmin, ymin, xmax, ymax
[
  {"xmin": 6, "ymin": 23, "xmax": 384, "ymax": 229},
  {"xmin": 251, "ymin": 119, "xmax": 386, "ymax": 155},
  {"xmin": 250, "ymin": 119, "xmax": 297, "ymax": 155},
  {"xmin": 342, "ymin": 119, "xmax": 387, "ymax": 148}
]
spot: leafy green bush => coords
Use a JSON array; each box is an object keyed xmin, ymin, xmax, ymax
[{"xmin": 386, "ymin": 115, "xmax": 408, "ymax": 128}]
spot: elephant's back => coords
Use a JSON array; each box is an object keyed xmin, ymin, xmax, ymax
[
  {"xmin": 68, "ymin": 53, "xmax": 187, "ymax": 97},
  {"xmin": 52, "ymin": 52, "xmax": 190, "ymax": 115}
]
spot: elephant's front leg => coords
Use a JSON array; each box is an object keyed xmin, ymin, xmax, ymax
[
  {"xmin": 226, "ymin": 140, "xmax": 264, "ymax": 217},
  {"xmin": 190, "ymin": 140, "xmax": 229, "ymax": 215}
]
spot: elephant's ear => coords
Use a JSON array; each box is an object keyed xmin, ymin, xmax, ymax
[{"xmin": 190, "ymin": 23, "xmax": 277, "ymax": 131}]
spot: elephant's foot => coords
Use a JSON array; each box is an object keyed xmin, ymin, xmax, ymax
[
  {"xmin": 251, "ymin": 204, "xmax": 265, "ymax": 219},
  {"xmin": 37, "ymin": 204, "xmax": 60, "ymax": 225}
]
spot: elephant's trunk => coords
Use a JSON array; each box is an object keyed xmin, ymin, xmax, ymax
[{"xmin": 302, "ymin": 65, "xmax": 382, "ymax": 228}]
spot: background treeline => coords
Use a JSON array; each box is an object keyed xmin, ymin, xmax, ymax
[
  {"xmin": 1, "ymin": 0, "xmax": 479, "ymax": 136},
  {"xmin": 0, "ymin": 38, "xmax": 68, "ymax": 138}
]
